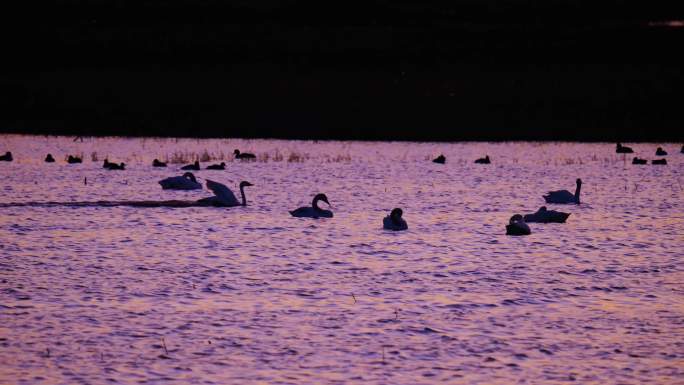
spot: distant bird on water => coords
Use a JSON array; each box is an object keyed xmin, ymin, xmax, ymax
[
  {"xmin": 234, "ymin": 149, "xmax": 256, "ymax": 160},
  {"xmin": 432, "ymin": 154, "xmax": 446, "ymax": 164},
  {"xmin": 106, "ymin": 162, "xmax": 125, "ymax": 170},
  {"xmin": 159, "ymin": 172, "xmax": 202, "ymax": 190},
  {"xmin": 67, "ymin": 155, "xmax": 82, "ymax": 164},
  {"xmin": 523, "ymin": 206, "xmax": 570, "ymax": 223},
  {"xmin": 506, "ymin": 214, "xmax": 531, "ymax": 236},
  {"xmin": 652, "ymin": 159, "xmax": 667, "ymax": 165},
  {"xmin": 152, "ymin": 159, "xmax": 167, "ymax": 167},
  {"xmin": 655, "ymin": 147, "xmax": 668, "ymax": 156},
  {"xmin": 681, "ymin": 145, "xmax": 684, "ymax": 154},
  {"xmin": 383, "ymin": 208, "xmax": 408, "ymax": 231},
  {"xmin": 103, "ymin": 159, "xmax": 112, "ymax": 168},
  {"xmin": 181, "ymin": 161, "xmax": 200, "ymax": 170},
  {"xmin": 206, "ymin": 162, "xmax": 226, "ymax": 170},
  {"xmin": 475, "ymin": 155, "xmax": 491, "ymax": 164},
  {"xmin": 616, "ymin": 143, "xmax": 634, "ymax": 153},
  {"xmin": 197, "ymin": 180, "xmax": 253, "ymax": 207},
  {"xmin": 44, "ymin": 154, "xmax": 55, "ymax": 163},
  {"xmin": 290, "ymin": 193, "xmax": 333, "ymax": 218},
  {"xmin": 632, "ymin": 157, "xmax": 647, "ymax": 165},
  {"xmin": 0, "ymin": 151, "xmax": 13, "ymax": 161},
  {"xmin": 543, "ymin": 178, "xmax": 582, "ymax": 204}
]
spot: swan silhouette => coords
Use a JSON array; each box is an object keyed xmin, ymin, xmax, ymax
[
  {"xmin": 181, "ymin": 161, "xmax": 200, "ymax": 170},
  {"xmin": 383, "ymin": 208, "xmax": 408, "ymax": 231},
  {"xmin": 433, "ymin": 154, "xmax": 446, "ymax": 164},
  {"xmin": 196, "ymin": 180, "xmax": 253, "ymax": 207},
  {"xmin": 153, "ymin": 159, "xmax": 167, "ymax": 167},
  {"xmin": 45, "ymin": 154, "xmax": 55, "ymax": 163},
  {"xmin": 0, "ymin": 151, "xmax": 12, "ymax": 161},
  {"xmin": 67, "ymin": 155, "xmax": 82, "ymax": 164},
  {"xmin": 106, "ymin": 162, "xmax": 125, "ymax": 170},
  {"xmin": 543, "ymin": 178, "xmax": 582, "ymax": 204},
  {"xmin": 290, "ymin": 193, "xmax": 333, "ymax": 218},
  {"xmin": 523, "ymin": 206, "xmax": 570, "ymax": 223},
  {"xmin": 655, "ymin": 147, "xmax": 668, "ymax": 156},
  {"xmin": 159, "ymin": 172, "xmax": 202, "ymax": 190},
  {"xmin": 616, "ymin": 143, "xmax": 634, "ymax": 153},
  {"xmin": 234, "ymin": 149, "xmax": 256, "ymax": 160},
  {"xmin": 506, "ymin": 214, "xmax": 531, "ymax": 236},
  {"xmin": 206, "ymin": 162, "xmax": 226, "ymax": 170},
  {"xmin": 652, "ymin": 158, "xmax": 667, "ymax": 165},
  {"xmin": 475, "ymin": 155, "xmax": 491, "ymax": 164},
  {"xmin": 632, "ymin": 157, "xmax": 647, "ymax": 165}
]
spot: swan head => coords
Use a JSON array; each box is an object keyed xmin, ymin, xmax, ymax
[
  {"xmin": 509, "ymin": 214, "xmax": 523, "ymax": 224},
  {"xmin": 314, "ymin": 193, "xmax": 330, "ymax": 206},
  {"xmin": 576, "ymin": 178, "xmax": 582, "ymax": 186},
  {"xmin": 234, "ymin": 149, "xmax": 240, "ymax": 155},
  {"xmin": 390, "ymin": 208, "xmax": 403, "ymax": 222},
  {"xmin": 239, "ymin": 181, "xmax": 253, "ymax": 188}
]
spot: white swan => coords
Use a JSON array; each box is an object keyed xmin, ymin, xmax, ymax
[
  {"xmin": 196, "ymin": 180, "xmax": 253, "ymax": 207},
  {"xmin": 159, "ymin": 172, "xmax": 202, "ymax": 190},
  {"xmin": 543, "ymin": 178, "xmax": 581, "ymax": 204},
  {"xmin": 383, "ymin": 208, "xmax": 408, "ymax": 231},
  {"xmin": 506, "ymin": 214, "xmax": 531, "ymax": 236},
  {"xmin": 290, "ymin": 193, "xmax": 333, "ymax": 218},
  {"xmin": 523, "ymin": 206, "xmax": 570, "ymax": 223}
]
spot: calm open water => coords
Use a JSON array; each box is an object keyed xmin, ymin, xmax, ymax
[{"xmin": 0, "ymin": 135, "xmax": 683, "ymax": 385}]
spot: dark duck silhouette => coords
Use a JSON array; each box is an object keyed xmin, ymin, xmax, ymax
[
  {"xmin": 234, "ymin": 149, "xmax": 256, "ymax": 160},
  {"xmin": 506, "ymin": 214, "xmax": 531, "ymax": 236},
  {"xmin": 67, "ymin": 155, "xmax": 82, "ymax": 164},
  {"xmin": 153, "ymin": 159, "xmax": 167, "ymax": 167},
  {"xmin": 474, "ymin": 155, "xmax": 491, "ymax": 164},
  {"xmin": 290, "ymin": 193, "xmax": 333, "ymax": 218},
  {"xmin": 523, "ymin": 206, "xmax": 570, "ymax": 223},
  {"xmin": 44, "ymin": 153, "xmax": 55, "ymax": 163},
  {"xmin": 106, "ymin": 162, "xmax": 125, "ymax": 170},
  {"xmin": 432, "ymin": 154, "xmax": 446, "ymax": 164},
  {"xmin": 655, "ymin": 147, "xmax": 667, "ymax": 156},
  {"xmin": 383, "ymin": 208, "xmax": 408, "ymax": 231},
  {"xmin": 632, "ymin": 157, "xmax": 647, "ymax": 165},
  {"xmin": 206, "ymin": 162, "xmax": 226, "ymax": 170},
  {"xmin": 0, "ymin": 151, "xmax": 13, "ymax": 161},
  {"xmin": 652, "ymin": 158, "xmax": 667, "ymax": 165},
  {"xmin": 543, "ymin": 178, "xmax": 582, "ymax": 204},
  {"xmin": 181, "ymin": 161, "xmax": 200, "ymax": 170},
  {"xmin": 616, "ymin": 143, "xmax": 634, "ymax": 153}
]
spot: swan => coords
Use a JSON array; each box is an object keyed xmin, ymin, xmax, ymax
[
  {"xmin": 543, "ymin": 178, "xmax": 582, "ymax": 204},
  {"xmin": 655, "ymin": 147, "xmax": 667, "ymax": 156},
  {"xmin": 153, "ymin": 159, "xmax": 167, "ymax": 167},
  {"xmin": 45, "ymin": 154, "xmax": 55, "ymax": 163},
  {"xmin": 475, "ymin": 155, "xmax": 491, "ymax": 164},
  {"xmin": 506, "ymin": 214, "xmax": 531, "ymax": 236},
  {"xmin": 616, "ymin": 143, "xmax": 633, "ymax": 153},
  {"xmin": 632, "ymin": 157, "xmax": 647, "ymax": 165},
  {"xmin": 196, "ymin": 180, "xmax": 253, "ymax": 207},
  {"xmin": 234, "ymin": 149, "xmax": 256, "ymax": 160},
  {"xmin": 181, "ymin": 161, "xmax": 200, "ymax": 170},
  {"xmin": 159, "ymin": 172, "xmax": 202, "ymax": 190},
  {"xmin": 290, "ymin": 193, "xmax": 333, "ymax": 218},
  {"xmin": 0, "ymin": 151, "xmax": 12, "ymax": 161},
  {"xmin": 206, "ymin": 162, "xmax": 226, "ymax": 170},
  {"xmin": 106, "ymin": 162, "xmax": 125, "ymax": 170},
  {"xmin": 383, "ymin": 208, "xmax": 408, "ymax": 231},
  {"xmin": 652, "ymin": 158, "xmax": 667, "ymax": 165},
  {"xmin": 433, "ymin": 154, "xmax": 446, "ymax": 164},
  {"xmin": 67, "ymin": 155, "xmax": 82, "ymax": 164},
  {"xmin": 523, "ymin": 206, "xmax": 570, "ymax": 223}
]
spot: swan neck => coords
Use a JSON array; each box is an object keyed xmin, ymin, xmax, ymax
[
  {"xmin": 312, "ymin": 197, "xmax": 320, "ymax": 211},
  {"xmin": 574, "ymin": 183, "xmax": 581, "ymax": 203},
  {"xmin": 240, "ymin": 185, "xmax": 247, "ymax": 206}
]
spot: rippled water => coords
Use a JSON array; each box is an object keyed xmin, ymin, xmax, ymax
[{"xmin": 1, "ymin": 135, "xmax": 682, "ymax": 384}]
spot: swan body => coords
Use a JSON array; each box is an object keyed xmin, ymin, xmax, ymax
[
  {"xmin": 652, "ymin": 158, "xmax": 667, "ymax": 165},
  {"xmin": 206, "ymin": 162, "xmax": 226, "ymax": 170},
  {"xmin": 475, "ymin": 155, "xmax": 491, "ymax": 164},
  {"xmin": 153, "ymin": 159, "xmax": 167, "ymax": 167},
  {"xmin": 67, "ymin": 155, "xmax": 82, "ymax": 164},
  {"xmin": 523, "ymin": 206, "xmax": 570, "ymax": 223},
  {"xmin": 0, "ymin": 151, "xmax": 12, "ymax": 161},
  {"xmin": 433, "ymin": 155, "xmax": 446, "ymax": 164},
  {"xmin": 44, "ymin": 154, "xmax": 55, "ymax": 163},
  {"xmin": 159, "ymin": 172, "xmax": 202, "ymax": 190},
  {"xmin": 106, "ymin": 162, "xmax": 125, "ymax": 170},
  {"xmin": 290, "ymin": 193, "xmax": 333, "ymax": 218},
  {"xmin": 506, "ymin": 214, "xmax": 531, "ymax": 236},
  {"xmin": 196, "ymin": 180, "xmax": 253, "ymax": 207},
  {"xmin": 632, "ymin": 157, "xmax": 647, "ymax": 165},
  {"xmin": 181, "ymin": 161, "xmax": 200, "ymax": 170},
  {"xmin": 616, "ymin": 143, "xmax": 633, "ymax": 153},
  {"xmin": 655, "ymin": 147, "xmax": 667, "ymax": 156},
  {"xmin": 543, "ymin": 178, "xmax": 582, "ymax": 204},
  {"xmin": 234, "ymin": 149, "xmax": 256, "ymax": 160},
  {"xmin": 383, "ymin": 208, "xmax": 408, "ymax": 231}
]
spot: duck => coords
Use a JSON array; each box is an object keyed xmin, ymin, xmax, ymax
[
  {"xmin": 616, "ymin": 143, "xmax": 634, "ymax": 153},
  {"xmin": 290, "ymin": 193, "xmax": 333, "ymax": 218},
  {"xmin": 44, "ymin": 153, "xmax": 55, "ymax": 163},
  {"xmin": 474, "ymin": 155, "xmax": 491, "ymax": 164},
  {"xmin": 234, "ymin": 149, "xmax": 256, "ymax": 160},
  {"xmin": 67, "ymin": 155, "xmax": 82, "ymax": 164},
  {"xmin": 103, "ymin": 159, "xmax": 113, "ymax": 168},
  {"xmin": 383, "ymin": 208, "xmax": 408, "ymax": 231},
  {"xmin": 158, "ymin": 172, "xmax": 202, "ymax": 190},
  {"xmin": 506, "ymin": 214, "xmax": 531, "ymax": 236},
  {"xmin": 652, "ymin": 158, "xmax": 667, "ymax": 165},
  {"xmin": 523, "ymin": 206, "xmax": 570, "ymax": 223},
  {"xmin": 632, "ymin": 157, "xmax": 647, "ymax": 165},
  {"xmin": 543, "ymin": 178, "xmax": 582, "ymax": 204},
  {"xmin": 206, "ymin": 162, "xmax": 226, "ymax": 170},
  {"xmin": 152, "ymin": 159, "xmax": 167, "ymax": 167},
  {"xmin": 0, "ymin": 151, "xmax": 13, "ymax": 161},
  {"xmin": 655, "ymin": 147, "xmax": 667, "ymax": 156},
  {"xmin": 181, "ymin": 161, "xmax": 200, "ymax": 170},
  {"xmin": 432, "ymin": 154, "xmax": 446, "ymax": 164},
  {"xmin": 196, "ymin": 180, "xmax": 253, "ymax": 207},
  {"xmin": 106, "ymin": 162, "xmax": 125, "ymax": 170}
]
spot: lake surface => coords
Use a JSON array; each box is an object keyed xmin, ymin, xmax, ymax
[{"xmin": 0, "ymin": 135, "xmax": 682, "ymax": 385}]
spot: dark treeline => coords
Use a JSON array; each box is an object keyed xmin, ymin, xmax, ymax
[{"xmin": 1, "ymin": 0, "xmax": 683, "ymax": 141}]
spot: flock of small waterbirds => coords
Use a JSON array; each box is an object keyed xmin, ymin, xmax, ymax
[{"xmin": 1, "ymin": 143, "xmax": 681, "ymax": 235}]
